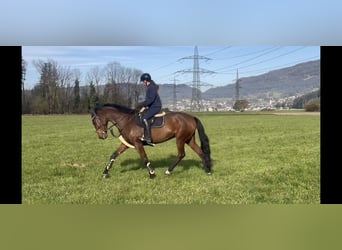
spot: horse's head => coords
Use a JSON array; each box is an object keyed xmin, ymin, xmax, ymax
[{"xmin": 90, "ymin": 111, "xmax": 108, "ymax": 139}]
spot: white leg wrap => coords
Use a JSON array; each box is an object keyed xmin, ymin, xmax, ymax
[{"xmin": 146, "ymin": 162, "xmax": 155, "ymax": 175}]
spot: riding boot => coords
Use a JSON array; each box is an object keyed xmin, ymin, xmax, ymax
[{"xmin": 141, "ymin": 118, "xmax": 154, "ymax": 146}]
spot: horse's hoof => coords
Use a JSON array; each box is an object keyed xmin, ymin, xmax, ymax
[
  {"xmin": 102, "ymin": 173, "xmax": 110, "ymax": 179},
  {"xmin": 149, "ymin": 173, "xmax": 156, "ymax": 179},
  {"xmin": 206, "ymin": 172, "xmax": 212, "ymax": 176},
  {"xmin": 165, "ymin": 170, "xmax": 171, "ymax": 176}
]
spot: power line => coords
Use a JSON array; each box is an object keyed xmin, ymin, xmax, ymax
[
  {"xmin": 218, "ymin": 47, "xmax": 309, "ymax": 74},
  {"xmin": 202, "ymin": 46, "xmax": 232, "ymax": 57},
  {"xmin": 214, "ymin": 47, "xmax": 283, "ymax": 72},
  {"xmin": 151, "ymin": 61, "xmax": 178, "ymax": 72},
  {"xmin": 235, "ymin": 46, "xmax": 307, "ymax": 70},
  {"xmin": 237, "ymin": 56, "xmax": 320, "ymax": 75},
  {"xmin": 211, "ymin": 46, "xmax": 279, "ymax": 60},
  {"xmin": 144, "ymin": 46, "xmax": 318, "ymax": 91}
]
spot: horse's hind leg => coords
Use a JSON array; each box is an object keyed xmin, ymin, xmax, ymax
[
  {"xmin": 165, "ymin": 140, "xmax": 185, "ymax": 175},
  {"xmin": 102, "ymin": 143, "xmax": 129, "ymax": 178},
  {"xmin": 187, "ymin": 136, "xmax": 211, "ymax": 175}
]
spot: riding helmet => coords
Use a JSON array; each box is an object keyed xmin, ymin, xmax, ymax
[{"xmin": 140, "ymin": 73, "xmax": 152, "ymax": 82}]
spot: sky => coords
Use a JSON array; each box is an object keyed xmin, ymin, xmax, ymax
[
  {"xmin": 2, "ymin": 0, "xmax": 342, "ymax": 45},
  {"xmin": 22, "ymin": 46, "xmax": 320, "ymax": 91},
  {"xmin": 4, "ymin": 1, "xmax": 338, "ymax": 90}
]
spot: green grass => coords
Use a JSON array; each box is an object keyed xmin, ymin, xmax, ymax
[{"xmin": 22, "ymin": 112, "xmax": 320, "ymax": 204}]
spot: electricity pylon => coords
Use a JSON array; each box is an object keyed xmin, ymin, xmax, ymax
[
  {"xmin": 176, "ymin": 46, "xmax": 215, "ymax": 111},
  {"xmin": 235, "ymin": 69, "xmax": 242, "ymax": 102}
]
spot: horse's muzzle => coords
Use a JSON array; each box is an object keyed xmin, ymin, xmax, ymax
[{"xmin": 97, "ymin": 130, "xmax": 108, "ymax": 139}]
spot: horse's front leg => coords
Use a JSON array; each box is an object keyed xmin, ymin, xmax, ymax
[
  {"xmin": 135, "ymin": 143, "xmax": 156, "ymax": 179},
  {"xmin": 102, "ymin": 143, "xmax": 129, "ymax": 178}
]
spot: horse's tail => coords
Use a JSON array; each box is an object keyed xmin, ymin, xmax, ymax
[{"xmin": 194, "ymin": 117, "xmax": 212, "ymax": 174}]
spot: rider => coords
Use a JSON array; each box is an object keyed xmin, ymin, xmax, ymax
[{"xmin": 137, "ymin": 73, "xmax": 162, "ymax": 146}]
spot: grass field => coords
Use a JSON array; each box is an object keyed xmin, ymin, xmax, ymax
[{"xmin": 22, "ymin": 111, "xmax": 320, "ymax": 204}]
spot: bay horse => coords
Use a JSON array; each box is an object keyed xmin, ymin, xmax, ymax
[{"xmin": 90, "ymin": 103, "xmax": 212, "ymax": 179}]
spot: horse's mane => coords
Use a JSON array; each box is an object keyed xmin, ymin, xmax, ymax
[{"xmin": 97, "ymin": 103, "xmax": 137, "ymax": 114}]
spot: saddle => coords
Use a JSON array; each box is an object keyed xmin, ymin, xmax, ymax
[{"xmin": 136, "ymin": 111, "xmax": 166, "ymax": 128}]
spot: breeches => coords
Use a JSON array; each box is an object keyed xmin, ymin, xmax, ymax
[{"xmin": 142, "ymin": 106, "xmax": 161, "ymax": 120}]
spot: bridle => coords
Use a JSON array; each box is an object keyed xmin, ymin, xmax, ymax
[{"xmin": 91, "ymin": 113, "xmax": 117, "ymax": 137}]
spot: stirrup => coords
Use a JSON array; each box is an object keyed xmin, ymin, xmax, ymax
[
  {"xmin": 144, "ymin": 141, "xmax": 155, "ymax": 147},
  {"xmin": 140, "ymin": 137, "xmax": 155, "ymax": 146},
  {"xmin": 140, "ymin": 135, "xmax": 148, "ymax": 141}
]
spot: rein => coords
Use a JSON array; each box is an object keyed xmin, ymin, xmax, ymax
[
  {"xmin": 92, "ymin": 114, "xmax": 118, "ymax": 137},
  {"xmin": 107, "ymin": 123, "xmax": 117, "ymax": 137}
]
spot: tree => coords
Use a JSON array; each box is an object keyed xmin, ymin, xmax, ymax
[
  {"xmin": 57, "ymin": 65, "xmax": 73, "ymax": 113},
  {"xmin": 292, "ymin": 89, "xmax": 320, "ymax": 109},
  {"xmin": 23, "ymin": 58, "xmax": 146, "ymax": 114},
  {"xmin": 304, "ymin": 98, "xmax": 320, "ymax": 112},
  {"xmin": 105, "ymin": 62, "xmax": 123, "ymax": 103},
  {"xmin": 33, "ymin": 59, "xmax": 59, "ymax": 113},
  {"xmin": 88, "ymin": 81, "xmax": 98, "ymax": 111},
  {"xmin": 22, "ymin": 59, "xmax": 28, "ymax": 113},
  {"xmin": 233, "ymin": 99, "xmax": 249, "ymax": 111},
  {"xmin": 73, "ymin": 77, "xmax": 81, "ymax": 113},
  {"xmin": 125, "ymin": 68, "xmax": 143, "ymax": 108},
  {"xmin": 86, "ymin": 66, "xmax": 103, "ymax": 94}
]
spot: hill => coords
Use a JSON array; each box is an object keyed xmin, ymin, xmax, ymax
[{"xmin": 158, "ymin": 59, "xmax": 320, "ymax": 102}]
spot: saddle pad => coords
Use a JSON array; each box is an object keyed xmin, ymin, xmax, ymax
[{"xmin": 136, "ymin": 115, "xmax": 165, "ymax": 128}]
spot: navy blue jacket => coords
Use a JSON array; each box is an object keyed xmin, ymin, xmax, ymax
[{"xmin": 139, "ymin": 81, "xmax": 162, "ymax": 120}]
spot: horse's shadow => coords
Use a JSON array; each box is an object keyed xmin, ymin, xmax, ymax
[{"xmin": 118, "ymin": 155, "xmax": 203, "ymax": 174}]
